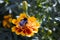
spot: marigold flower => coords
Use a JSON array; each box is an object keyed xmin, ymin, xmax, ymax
[
  {"xmin": 2, "ymin": 14, "xmax": 12, "ymax": 28},
  {"xmin": 11, "ymin": 13, "xmax": 40, "ymax": 37}
]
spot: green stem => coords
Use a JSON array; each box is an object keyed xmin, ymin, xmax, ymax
[{"xmin": 22, "ymin": 1, "xmax": 29, "ymax": 17}]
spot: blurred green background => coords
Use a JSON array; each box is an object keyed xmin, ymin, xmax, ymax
[{"xmin": 0, "ymin": 0, "xmax": 60, "ymax": 40}]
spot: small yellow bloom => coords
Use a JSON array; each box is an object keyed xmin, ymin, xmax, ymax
[
  {"xmin": 11, "ymin": 13, "xmax": 40, "ymax": 37},
  {"xmin": 2, "ymin": 14, "xmax": 12, "ymax": 28}
]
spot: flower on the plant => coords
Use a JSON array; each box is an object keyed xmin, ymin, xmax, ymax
[
  {"xmin": 2, "ymin": 14, "xmax": 12, "ymax": 28},
  {"xmin": 11, "ymin": 13, "xmax": 40, "ymax": 37}
]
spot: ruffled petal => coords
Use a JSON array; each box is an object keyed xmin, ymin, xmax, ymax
[
  {"xmin": 11, "ymin": 26, "xmax": 18, "ymax": 32},
  {"xmin": 4, "ymin": 15, "xmax": 11, "ymax": 19},
  {"xmin": 15, "ymin": 29, "xmax": 22, "ymax": 35},
  {"xmin": 35, "ymin": 22, "xmax": 40, "ymax": 28},
  {"xmin": 17, "ymin": 13, "xmax": 27, "ymax": 21},
  {"xmin": 28, "ymin": 16, "xmax": 36, "ymax": 22},
  {"xmin": 31, "ymin": 22, "xmax": 40, "ymax": 28},
  {"xmin": 20, "ymin": 13, "xmax": 27, "ymax": 18},
  {"xmin": 7, "ymin": 24, "xmax": 10, "ymax": 28},
  {"xmin": 9, "ymin": 18, "xmax": 12, "ymax": 22},
  {"xmin": 21, "ymin": 32, "xmax": 26, "ymax": 36},
  {"xmin": 26, "ymin": 33, "xmax": 34, "ymax": 37},
  {"xmin": 12, "ymin": 19, "xmax": 18, "ymax": 25},
  {"xmin": 32, "ymin": 28, "xmax": 38, "ymax": 33},
  {"xmin": 23, "ymin": 27, "xmax": 34, "ymax": 37},
  {"xmin": 3, "ymin": 20, "xmax": 7, "ymax": 27}
]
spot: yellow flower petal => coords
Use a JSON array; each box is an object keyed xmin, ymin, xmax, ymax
[
  {"xmin": 3, "ymin": 20, "xmax": 7, "ymax": 28},
  {"xmin": 15, "ymin": 29, "xmax": 22, "ymax": 35},
  {"xmin": 2, "ymin": 20, "xmax": 10, "ymax": 28},
  {"xmin": 35, "ymin": 22, "xmax": 40, "ymax": 28},
  {"xmin": 11, "ymin": 26, "xmax": 18, "ymax": 32},
  {"xmin": 17, "ymin": 13, "xmax": 27, "ymax": 21},
  {"xmin": 24, "ymin": 27, "xmax": 34, "ymax": 37},
  {"xmin": 32, "ymin": 28, "xmax": 38, "ymax": 33},
  {"xmin": 4, "ymin": 15, "xmax": 11, "ymax": 19},
  {"xmin": 20, "ymin": 13, "xmax": 27, "ymax": 18},
  {"xmin": 9, "ymin": 18, "xmax": 12, "ymax": 22},
  {"xmin": 12, "ymin": 19, "xmax": 18, "ymax": 24},
  {"xmin": 26, "ymin": 33, "xmax": 34, "ymax": 37},
  {"xmin": 32, "ymin": 22, "xmax": 40, "ymax": 28},
  {"xmin": 7, "ymin": 24, "xmax": 10, "ymax": 28},
  {"xmin": 21, "ymin": 32, "xmax": 26, "ymax": 36},
  {"xmin": 28, "ymin": 16, "xmax": 36, "ymax": 22}
]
